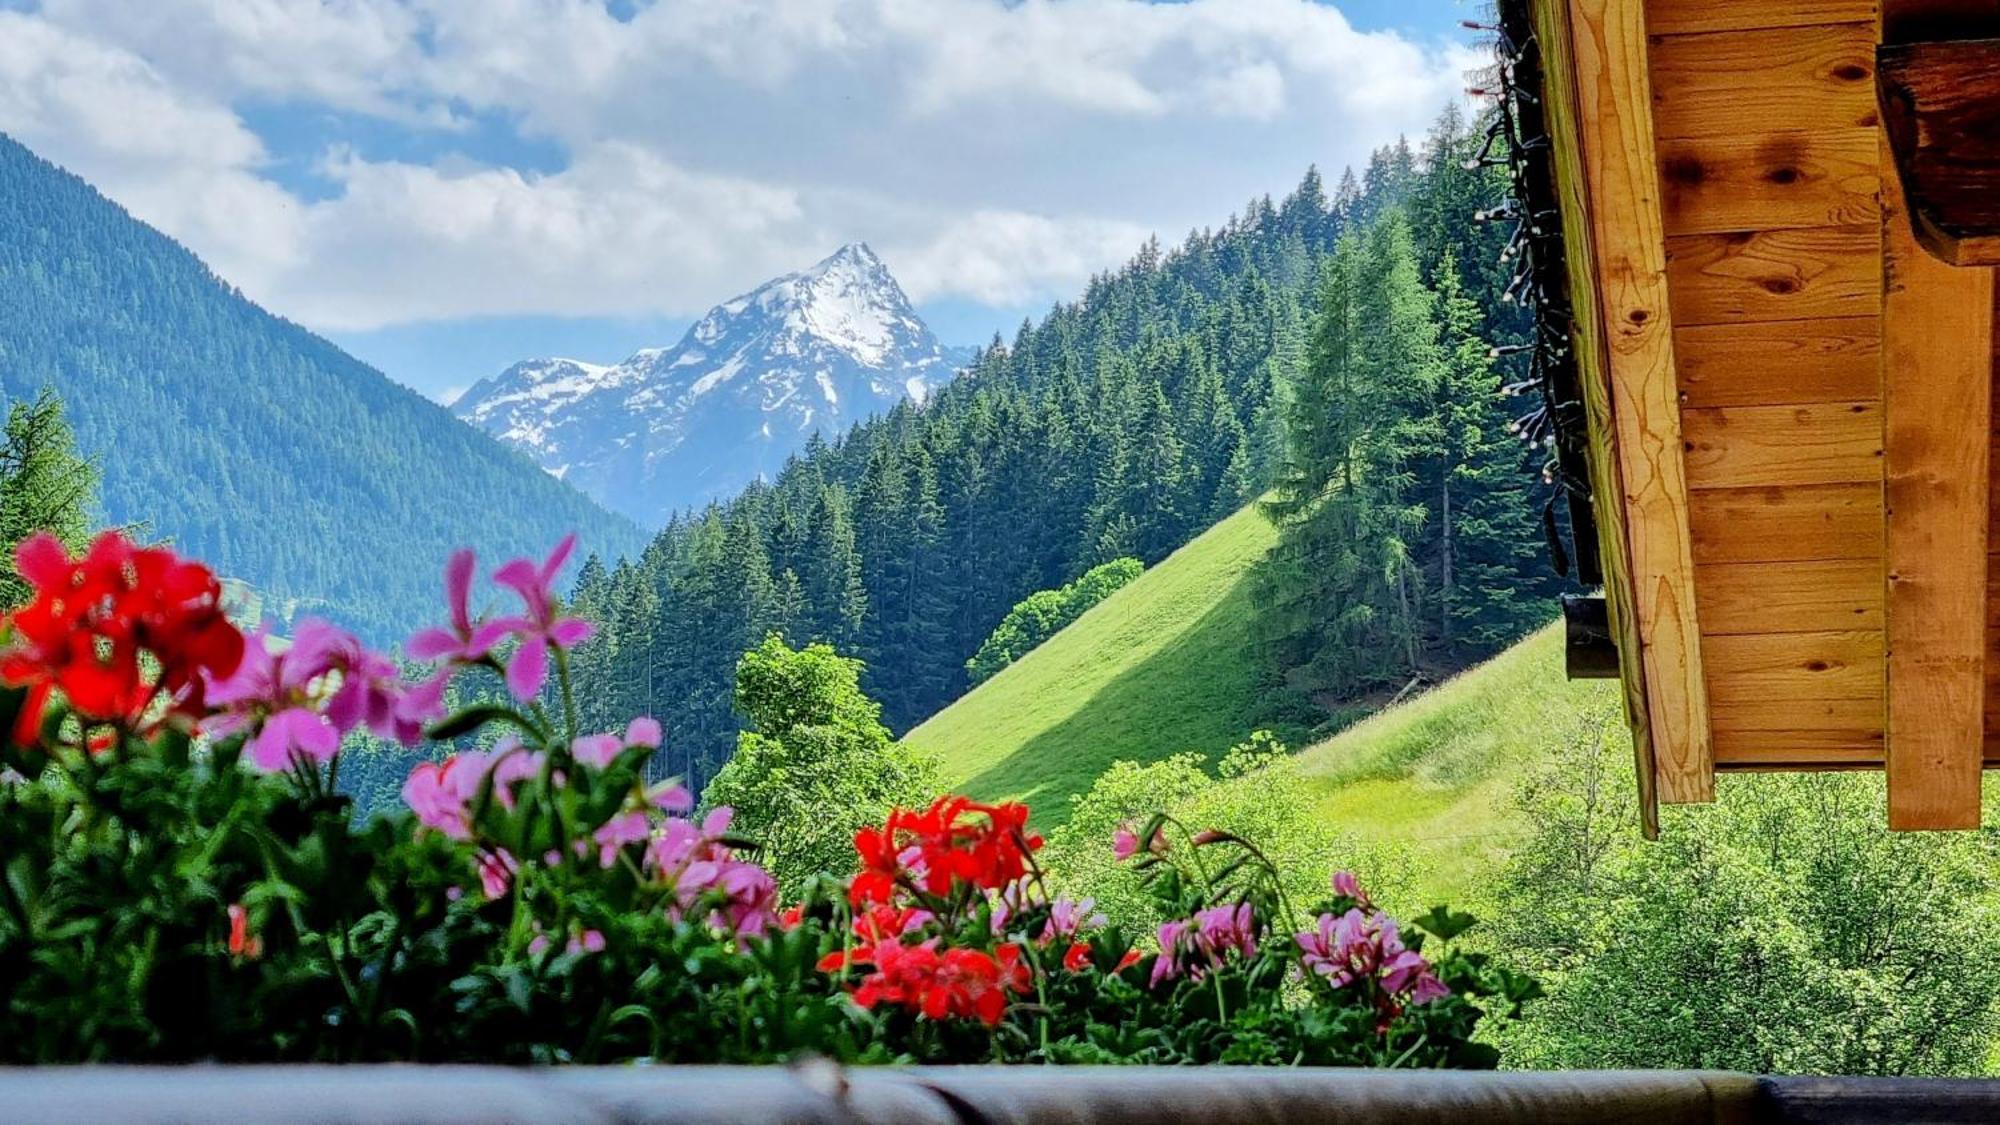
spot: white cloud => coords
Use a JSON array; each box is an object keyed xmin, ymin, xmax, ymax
[
  {"xmin": 0, "ymin": 0, "xmax": 1482, "ymax": 333},
  {"xmin": 889, "ymin": 209, "xmax": 1153, "ymax": 307}
]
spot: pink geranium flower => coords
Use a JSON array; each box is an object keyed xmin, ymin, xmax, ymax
[
  {"xmin": 492, "ymin": 534, "xmax": 594, "ymax": 701},
  {"xmin": 407, "ymin": 549, "xmax": 519, "ymax": 664},
  {"xmin": 1296, "ymin": 906, "xmax": 1448, "ymax": 1007}
]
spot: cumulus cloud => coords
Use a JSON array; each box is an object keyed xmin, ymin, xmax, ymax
[{"xmin": 0, "ymin": 0, "xmax": 1480, "ymax": 332}]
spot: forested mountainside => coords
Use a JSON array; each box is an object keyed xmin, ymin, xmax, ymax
[
  {"xmin": 569, "ymin": 104, "xmax": 1568, "ymax": 792},
  {"xmin": 456, "ymin": 243, "xmax": 975, "ymax": 526},
  {"xmin": 0, "ymin": 135, "xmax": 646, "ymax": 642}
]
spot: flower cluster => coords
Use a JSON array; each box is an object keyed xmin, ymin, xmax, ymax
[
  {"xmin": 207, "ymin": 620, "xmax": 445, "ymax": 772},
  {"xmin": 823, "ymin": 940, "xmax": 1031, "ymax": 1026},
  {"xmin": 1296, "ymin": 873, "xmax": 1449, "ymax": 1011},
  {"xmin": 851, "ymin": 795, "xmax": 1043, "ymax": 906},
  {"xmin": 1152, "ymin": 901, "xmax": 1259, "ymax": 987},
  {"xmin": 1, "ymin": 532, "xmax": 244, "ymax": 745},
  {"xmin": 646, "ymin": 807, "xmax": 779, "ymax": 938}
]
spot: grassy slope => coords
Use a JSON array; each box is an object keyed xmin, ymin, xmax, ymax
[
  {"xmin": 907, "ymin": 504, "xmax": 1287, "ymax": 824},
  {"xmin": 1289, "ymin": 625, "xmax": 1620, "ymax": 902},
  {"xmin": 916, "ymin": 500, "xmax": 1624, "ymax": 901}
]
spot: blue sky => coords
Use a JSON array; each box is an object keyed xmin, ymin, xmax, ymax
[{"xmin": 0, "ymin": 0, "xmax": 1480, "ymax": 401}]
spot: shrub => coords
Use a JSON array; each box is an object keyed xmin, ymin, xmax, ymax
[
  {"xmin": 965, "ymin": 557, "xmax": 1143, "ymax": 685},
  {"xmin": 0, "ymin": 530, "xmax": 1531, "ymax": 1065},
  {"xmin": 1489, "ymin": 713, "xmax": 2000, "ymax": 1075}
]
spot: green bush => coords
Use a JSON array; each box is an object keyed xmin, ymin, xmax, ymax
[
  {"xmin": 966, "ymin": 558, "xmax": 1143, "ymax": 685},
  {"xmin": 1489, "ymin": 713, "xmax": 2000, "ymax": 1075}
]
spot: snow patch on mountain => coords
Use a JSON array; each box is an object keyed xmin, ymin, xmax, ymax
[{"xmin": 453, "ymin": 244, "xmax": 975, "ymax": 527}]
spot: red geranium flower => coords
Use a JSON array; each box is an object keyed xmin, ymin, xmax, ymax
[
  {"xmin": 848, "ymin": 795, "xmax": 1043, "ymax": 906},
  {"xmin": 823, "ymin": 939, "xmax": 1030, "ymax": 1027},
  {"xmin": 0, "ymin": 531, "xmax": 244, "ymax": 746}
]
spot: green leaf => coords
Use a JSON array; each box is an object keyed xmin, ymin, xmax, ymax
[{"xmin": 1411, "ymin": 905, "xmax": 1477, "ymax": 942}]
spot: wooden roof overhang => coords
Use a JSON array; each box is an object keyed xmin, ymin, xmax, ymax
[{"xmin": 1527, "ymin": 0, "xmax": 2000, "ymax": 831}]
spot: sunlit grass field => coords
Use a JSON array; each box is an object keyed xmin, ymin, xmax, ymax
[{"xmin": 917, "ymin": 500, "xmax": 1623, "ymax": 902}]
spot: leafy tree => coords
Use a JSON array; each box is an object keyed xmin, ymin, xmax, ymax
[
  {"xmin": 702, "ymin": 635, "xmax": 938, "ymax": 893},
  {"xmin": 0, "ymin": 388, "xmax": 97, "ymax": 608},
  {"xmin": 1491, "ymin": 718, "xmax": 2000, "ymax": 1075},
  {"xmin": 966, "ymin": 557, "xmax": 1144, "ymax": 685}
]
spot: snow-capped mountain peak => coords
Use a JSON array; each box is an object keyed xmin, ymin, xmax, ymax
[{"xmin": 454, "ymin": 246, "xmax": 974, "ymax": 527}]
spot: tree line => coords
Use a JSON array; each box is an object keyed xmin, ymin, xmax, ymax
[{"xmin": 552, "ymin": 104, "xmax": 1566, "ymax": 789}]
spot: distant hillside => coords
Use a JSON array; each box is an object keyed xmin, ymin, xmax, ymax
[
  {"xmin": 914, "ymin": 494, "xmax": 1602, "ymax": 899},
  {"xmin": 909, "ymin": 503, "xmax": 1299, "ymax": 823},
  {"xmin": 0, "ymin": 134, "xmax": 645, "ymax": 642}
]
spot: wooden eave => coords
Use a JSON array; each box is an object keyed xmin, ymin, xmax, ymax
[{"xmin": 1533, "ymin": 0, "xmax": 2000, "ymax": 829}]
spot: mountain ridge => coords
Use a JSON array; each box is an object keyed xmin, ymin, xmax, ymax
[
  {"xmin": 455, "ymin": 243, "xmax": 975, "ymax": 526},
  {"xmin": 0, "ymin": 132, "xmax": 646, "ymax": 643}
]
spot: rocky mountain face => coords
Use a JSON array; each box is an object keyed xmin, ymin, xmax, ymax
[{"xmin": 454, "ymin": 244, "xmax": 974, "ymax": 527}]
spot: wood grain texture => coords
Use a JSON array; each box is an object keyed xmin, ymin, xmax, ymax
[
  {"xmin": 1877, "ymin": 39, "xmax": 2000, "ymax": 266},
  {"xmin": 1713, "ymin": 729, "xmax": 1884, "ymax": 766},
  {"xmin": 1539, "ymin": 0, "xmax": 1663, "ymax": 836},
  {"xmin": 1644, "ymin": 0, "xmax": 1878, "ymax": 36},
  {"xmin": 1880, "ymin": 128, "xmax": 1993, "ymax": 830},
  {"xmin": 1658, "ymin": 128, "xmax": 1879, "ymax": 237},
  {"xmin": 1682, "ymin": 401, "xmax": 1882, "ymax": 489},
  {"xmin": 1568, "ymin": 0, "xmax": 1713, "ymax": 804},
  {"xmin": 1697, "ymin": 558, "xmax": 1884, "ymax": 634},
  {"xmin": 1666, "ymin": 226, "xmax": 1881, "ymax": 325},
  {"xmin": 1649, "ymin": 22, "xmax": 1879, "ymax": 141},
  {"xmin": 1675, "ymin": 317, "xmax": 1880, "ymax": 407},
  {"xmin": 1687, "ymin": 482, "xmax": 1884, "ymax": 564},
  {"xmin": 1703, "ymin": 629, "xmax": 1885, "ymax": 705}
]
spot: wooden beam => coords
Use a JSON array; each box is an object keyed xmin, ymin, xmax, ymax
[
  {"xmin": 1877, "ymin": 39, "xmax": 2000, "ymax": 266},
  {"xmin": 1535, "ymin": 0, "xmax": 1656, "ymax": 834},
  {"xmin": 1879, "ymin": 120, "xmax": 1994, "ymax": 829},
  {"xmin": 1548, "ymin": 0, "xmax": 1713, "ymax": 807}
]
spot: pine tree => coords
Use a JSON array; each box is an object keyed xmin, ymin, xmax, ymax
[
  {"xmin": 1429, "ymin": 250, "xmax": 1549, "ymax": 657},
  {"xmin": 0, "ymin": 388, "xmax": 97, "ymax": 608},
  {"xmin": 1262, "ymin": 212, "xmax": 1441, "ymax": 692}
]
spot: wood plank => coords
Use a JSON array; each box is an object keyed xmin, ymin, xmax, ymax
[
  {"xmin": 1697, "ymin": 558, "xmax": 1884, "ymax": 634},
  {"xmin": 1714, "ymin": 723, "xmax": 1883, "ymax": 767},
  {"xmin": 1659, "ymin": 128, "xmax": 1879, "ymax": 237},
  {"xmin": 1566, "ymin": 0, "xmax": 1714, "ymax": 805},
  {"xmin": 1703, "ymin": 629, "xmax": 1885, "ymax": 705},
  {"xmin": 1649, "ymin": 23, "xmax": 1879, "ymax": 141},
  {"xmin": 1645, "ymin": 0, "xmax": 1878, "ymax": 37},
  {"xmin": 1682, "ymin": 401, "xmax": 1882, "ymax": 489},
  {"xmin": 1880, "ymin": 127, "xmax": 1993, "ymax": 830},
  {"xmin": 1713, "ymin": 731, "xmax": 1883, "ymax": 767},
  {"xmin": 1688, "ymin": 482, "xmax": 1883, "ymax": 564},
  {"xmin": 1666, "ymin": 226, "xmax": 1881, "ymax": 326},
  {"xmin": 1538, "ymin": 0, "xmax": 1663, "ymax": 837},
  {"xmin": 1878, "ymin": 39, "xmax": 2000, "ymax": 266},
  {"xmin": 1675, "ymin": 317, "xmax": 1880, "ymax": 407}
]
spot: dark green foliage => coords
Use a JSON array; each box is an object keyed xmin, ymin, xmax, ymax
[
  {"xmin": 0, "ymin": 135, "xmax": 645, "ymax": 642},
  {"xmin": 966, "ymin": 557, "xmax": 1143, "ymax": 685},
  {"xmin": 0, "ymin": 387, "xmax": 96, "ymax": 608},
  {"xmin": 702, "ymin": 636, "xmax": 939, "ymax": 892}
]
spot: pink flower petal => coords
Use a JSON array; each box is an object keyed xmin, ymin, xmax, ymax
[
  {"xmin": 443, "ymin": 548, "xmax": 476, "ymax": 632},
  {"xmin": 550, "ymin": 616, "xmax": 594, "ymax": 649},
  {"xmin": 505, "ymin": 640, "xmax": 548, "ymax": 701}
]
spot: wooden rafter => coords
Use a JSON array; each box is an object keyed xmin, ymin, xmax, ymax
[
  {"xmin": 1877, "ymin": 2, "xmax": 1996, "ymax": 830},
  {"xmin": 1538, "ymin": 0, "xmax": 1713, "ymax": 818}
]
